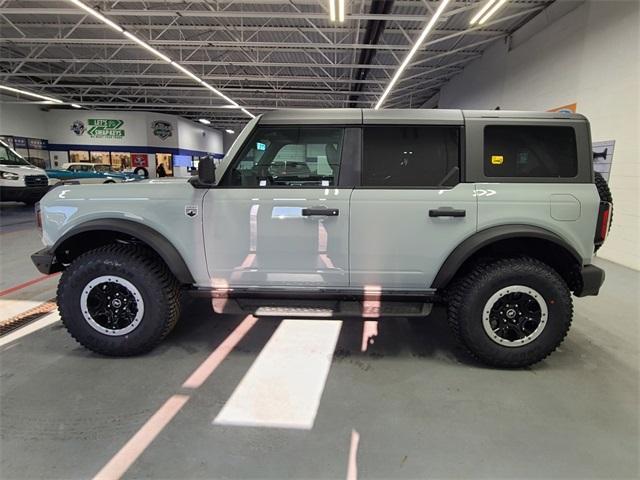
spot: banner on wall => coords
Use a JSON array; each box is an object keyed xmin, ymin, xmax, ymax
[
  {"xmin": 131, "ymin": 153, "xmax": 149, "ymax": 168},
  {"xmin": 593, "ymin": 140, "xmax": 615, "ymax": 182},
  {"xmin": 70, "ymin": 118, "xmax": 125, "ymax": 139},
  {"xmin": 548, "ymin": 103, "xmax": 577, "ymax": 113}
]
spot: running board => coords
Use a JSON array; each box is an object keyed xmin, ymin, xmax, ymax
[{"xmin": 211, "ymin": 298, "xmax": 433, "ymax": 318}]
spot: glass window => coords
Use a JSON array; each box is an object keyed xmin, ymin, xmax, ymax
[
  {"xmin": 91, "ymin": 151, "xmax": 110, "ymax": 164},
  {"xmin": 0, "ymin": 143, "xmax": 30, "ymax": 166},
  {"xmin": 224, "ymin": 127, "xmax": 344, "ymax": 187},
  {"xmin": 156, "ymin": 153, "xmax": 173, "ymax": 177},
  {"xmin": 111, "ymin": 152, "xmax": 131, "ymax": 171},
  {"xmin": 484, "ymin": 125, "xmax": 578, "ymax": 178},
  {"xmin": 362, "ymin": 126, "xmax": 460, "ymax": 187},
  {"xmin": 70, "ymin": 151, "xmax": 89, "ymax": 162}
]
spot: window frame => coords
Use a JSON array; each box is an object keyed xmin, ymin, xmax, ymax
[
  {"xmin": 357, "ymin": 124, "xmax": 465, "ymax": 190},
  {"xmin": 464, "ymin": 118, "xmax": 592, "ymax": 184},
  {"xmin": 218, "ymin": 124, "xmax": 356, "ymax": 189}
]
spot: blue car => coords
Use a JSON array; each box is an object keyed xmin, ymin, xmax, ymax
[{"xmin": 46, "ymin": 162, "xmax": 142, "ymax": 184}]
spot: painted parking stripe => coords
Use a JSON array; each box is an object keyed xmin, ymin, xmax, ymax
[
  {"xmin": 93, "ymin": 394, "xmax": 190, "ymax": 480},
  {"xmin": 0, "ymin": 273, "xmax": 58, "ymax": 297},
  {"xmin": 214, "ymin": 319, "xmax": 342, "ymax": 430},
  {"xmin": 0, "ymin": 311, "xmax": 60, "ymax": 348}
]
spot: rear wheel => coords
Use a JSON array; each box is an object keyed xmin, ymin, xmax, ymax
[
  {"xmin": 447, "ymin": 257, "xmax": 572, "ymax": 368},
  {"xmin": 57, "ymin": 244, "xmax": 180, "ymax": 356}
]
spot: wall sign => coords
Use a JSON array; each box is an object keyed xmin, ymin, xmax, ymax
[
  {"xmin": 151, "ymin": 120, "xmax": 173, "ymax": 140},
  {"xmin": 131, "ymin": 153, "xmax": 149, "ymax": 167},
  {"xmin": 87, "ymin": 119, "xmax": 125, "ymax": 139}
]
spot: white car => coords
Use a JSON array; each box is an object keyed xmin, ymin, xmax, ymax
[{"xmin": 0, "ymin": 138, "xmax": 51, "ymax": 205}]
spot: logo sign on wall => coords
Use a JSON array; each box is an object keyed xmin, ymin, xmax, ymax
[
  {"xmin": 131, "ymin": 153, "xmax": 149, "ymax": 168},
  {"xmin": 151, "ymin": 120, "xmax": 173, "ymax": 140},
  {"xmin": 87, "ymin": 119, "xmax": 125, "ymax": 139},
  {"xmin": 70, "ymin": 120, "xmax": 85, "ymax": 135}
]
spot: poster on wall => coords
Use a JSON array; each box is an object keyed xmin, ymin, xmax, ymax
[
  {"xmin": 70, "ymin": 119, "xmax": 125, "ymax": 139},
  {"xmin": 592, "ymin": 140, "xmax": 615, "ymax": 182}
]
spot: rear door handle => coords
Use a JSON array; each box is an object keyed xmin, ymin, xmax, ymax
[
  {"xmin": 302, "ymin": 207, "xmax": 339, "ymax": 216},
  {"xmin": 429, "ymin": 207, "xmax": 466, "ymax": 218}
]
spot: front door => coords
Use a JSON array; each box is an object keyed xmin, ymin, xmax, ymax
[
  {"xmin": 203, "ymin": 125, "xmax": 350, "ymax": 288},
  {"xmin": 349, "ymin": 124, "xmax": 477, "ymax": 290}
]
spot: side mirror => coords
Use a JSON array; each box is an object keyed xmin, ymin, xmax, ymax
[{"xmin": 198, "ymin": 157, "xmax": 216, "ymax": 185}]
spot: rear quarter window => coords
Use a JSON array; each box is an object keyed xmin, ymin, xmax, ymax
[{"xmin": 484, "ymin": 125, "xmax": 578, "ymax": 178}]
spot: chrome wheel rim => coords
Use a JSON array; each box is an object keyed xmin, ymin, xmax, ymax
[
  {"xmin": 80, "ymin": 275, "xmax": 144, "ymax": 336},
  {"xmin": 482, "ymin": 285, "xmax": 548, "ymax": 347}
]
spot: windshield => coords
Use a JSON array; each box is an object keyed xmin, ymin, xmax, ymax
[{"xmin": 0, "ymin": 140, "xmax": 31, "ymax": 166}]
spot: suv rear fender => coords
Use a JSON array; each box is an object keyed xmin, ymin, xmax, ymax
[
  {"xmin": 48, "ymin": 219, "xmax": 195, "ymax": 284},
  {"xmin": 431, "ymin": 225, "xmax": 584, "ymax": 292}
]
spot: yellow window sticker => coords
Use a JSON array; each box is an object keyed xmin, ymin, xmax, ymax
[{"xmin": 491, "ymin": 155, "xmax": 504, "ymax": 165}]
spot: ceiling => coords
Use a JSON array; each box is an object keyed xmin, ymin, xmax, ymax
[{"xmin": 0, "ymin": 0, "xmax": 553, "ymax": 129}]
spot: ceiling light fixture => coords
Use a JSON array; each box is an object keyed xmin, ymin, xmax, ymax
[
  {"xmin": 328, "ymin": 0, "xmax": 344, "ymax": 23},
  {"xmin": 198, "ymin": 118, "xmax": 211, "ymax": 125},
  {"xmin": 0, "ymin": 84, "xmax": 64, "ymax": 104},
  {"xmin": 478, "ymin": 0, "xmax": 507, "ymax": 25},
  {"xmin": 225, "ymin": 129, "xmax": 235, "ymax": 134},
  {"xmin": 469, "ymin": 0, "xmax": 497, "ymax": 24},
  {"xmin": 123, "ymin": 31, "xmax": 172, "ymax": 63},
  {"xmin": 71, "ymin": 103, "xmax": 82, "ymax": 109},
  {"xmin": 374, "ymin": 0, "xmax": 451, "ymax": 110},
  {"xmin": 64, "ymin": 0, "xmax": 254, "ymax": 118}
]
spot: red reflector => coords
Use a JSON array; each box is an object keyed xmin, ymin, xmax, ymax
[{"xmin": 600, "ymin": 207, "xmax": 610, "ymax": 240}]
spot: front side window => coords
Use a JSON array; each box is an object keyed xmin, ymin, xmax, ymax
[
  {"xmin": 362, "ymin": 126, "xmax": 460, "ymax": 187},
  {"xmin": 484, "ymin": 125, "xmax": 578, "ymax": 178},
  {"xmin": 224, "ymin": 127, "xmax": 344, "ymax": 187}
]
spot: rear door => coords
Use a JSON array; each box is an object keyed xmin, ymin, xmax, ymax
[
  {"xmin": 203, "ymin": 125, "xmax": 354, "ymax": 288},
  {"xmin": 349, "ymin": 115, "xmax": 477, "ymax": 290}
]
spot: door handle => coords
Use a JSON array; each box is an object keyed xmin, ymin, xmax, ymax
[
  {"xmin": 302, "ymin": 207, "xmax": 339, "ymax": 216},
  {"xmin": 429, "ymin": 207, "xmax": 466, "ymax": 218}
]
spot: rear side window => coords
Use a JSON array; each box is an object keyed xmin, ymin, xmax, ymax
[
  {"xmin": 484, "ymin": 125, "xmax": 577, "ymax": 178},
  {"xmin": 224, "ymin": 127, "xmax": 343, "ymax": 187},
  {"xmin": 362, "ymin": 126, "xmax": 460, "ymax": 187}
]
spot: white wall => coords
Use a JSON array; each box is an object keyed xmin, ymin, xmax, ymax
[
  {"xmin": 0, "ymin": 101, "xmax": 49, "ymax": 139},
  {"xmin": 438, "ymin": 0, "xmax": 640, "ymax": 270}
]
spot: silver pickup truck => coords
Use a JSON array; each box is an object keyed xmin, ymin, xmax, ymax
[{"xmin": 32, "ymin": 109, "xmax": 612, "ymax": 367}]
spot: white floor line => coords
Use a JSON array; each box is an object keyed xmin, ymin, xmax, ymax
[
  {"xmin": 0, "ymin": 311, "xmax": 60, "ymax": 348},
  {"xmin": 214, "ymin": 319, "xmax": 342, "ymax": 430}
]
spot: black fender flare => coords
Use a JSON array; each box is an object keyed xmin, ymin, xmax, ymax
[
  {"xmin": 53, "ymin": 219, "xmax": 195, "ymax": 284},
  {"xmin": 430, "ymin": 224, "xmax": 582, "ymax": 289}
]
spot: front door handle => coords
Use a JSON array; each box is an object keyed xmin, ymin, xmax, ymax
[
  {"xmin": 302, "ymin": 207, "xmax": 339, "ymax": 216},
  {"xmin": 429, "ymin": 207, "xmax": 466, "ymax": 218}
]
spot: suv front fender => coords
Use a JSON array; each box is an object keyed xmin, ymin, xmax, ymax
[{"xmin": 39, "ymin": 219, "xmax": 195, "ymax": 284}]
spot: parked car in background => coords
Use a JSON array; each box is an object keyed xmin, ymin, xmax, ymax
[
  {"xmin": 0, "ymin": 138, "xmax": 51, "ymax": 205},
  {"xmin": 46, "ymin": 163, "xmax": 142, "ymax": 184}
]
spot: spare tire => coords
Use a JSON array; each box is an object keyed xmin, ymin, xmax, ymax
[
  {"xmin": 133, "ymin": 166, "xmax": 149, "ymax": 178},
  {"xmin": 594, "ymin": 171, "xmax": 613, "ymax": 251}
]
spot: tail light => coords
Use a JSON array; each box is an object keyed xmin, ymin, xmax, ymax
[
  {"xmin": 35, "ymin": 202, "xmax": 42, "ymax": 231},
  {"xmin": 594, "ymin": 201, "xmax": 611, "ymax": 247}
]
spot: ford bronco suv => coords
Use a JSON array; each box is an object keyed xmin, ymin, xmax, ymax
[{"xmin": 32, "ymin": 109, "xmax": 612, "ymax": 367}]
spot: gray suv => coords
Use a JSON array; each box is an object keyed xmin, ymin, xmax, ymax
[{"xmin": 32, "ymin": 109, "xmax": 612, "ymax": 367}]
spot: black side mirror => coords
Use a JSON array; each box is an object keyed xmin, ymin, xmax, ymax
[{"xmin": 198, "ymin": 157, "xmax": 216, "ymax": 185}]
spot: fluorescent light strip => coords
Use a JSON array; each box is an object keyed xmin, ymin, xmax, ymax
[
  {"xmin": 329, "ymin": 0, "xmax": 336, "ymax": 22},
  {"xmin": 65, "ymin": 0, "xmax": 253, "ymax": 119},
  {"xmin": 338, "ymin": 0, "xmax": 345, "ymax": 22},
  {"xmin": 0, "ymin": 84, "xmax": 64, "ymax": 104},
  {"xmin": 67, "ymin": 0, "xmax": 123, "ymax": 32},
  {"xmin": 123, "ymin": 31, "xmax": 172, "ymax": 63},
  {"xmin": 478, "ymin": 0, "xmax": 507, "ymax": 25},
  {"xmin": 469, "ymin": 0, "xmax": 497, "ymax": 25},
  {"xmin": 374, "ymin": 0, "xmax": 451, "ymax": 110}
]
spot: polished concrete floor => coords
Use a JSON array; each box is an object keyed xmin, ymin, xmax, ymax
[{"xmin": 1, "ymin": 203, "xmax": 638, "ymax": 479}]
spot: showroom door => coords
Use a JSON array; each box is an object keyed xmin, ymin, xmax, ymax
[
  {"xmin": 203, "ymin": 126, "xmax": 350, "ymax": 288},
  {"xmin": 349, "ymin": 124, "xmax": 477, "ymax": 290}
]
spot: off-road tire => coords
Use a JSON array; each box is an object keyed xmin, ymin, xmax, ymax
[
  {"xmin": 594, "ymin": 171, "xmax": 613, "ymax": 251},
  {"xmin": 57, "ymin": 244, "xmax": 180, "ymax": 356},
  {"xmin": 447, "ymin": 257, "xmax": 573, "ymax": 368}
]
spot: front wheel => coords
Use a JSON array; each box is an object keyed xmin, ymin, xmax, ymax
[
  {"xmin": 57, "ymin": 245, "xmax": 181, "ymax": 356},
  {"xmin": 447, "ymin": 257, "xmax": 572, "ymax": 368}
]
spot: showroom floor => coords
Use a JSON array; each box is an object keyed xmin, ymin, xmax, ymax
[{"xmin": 1, "ymin": 203, "xmax": 638, "ymax": 479}]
